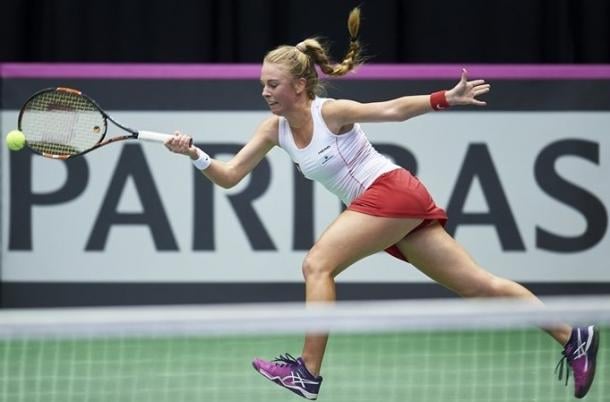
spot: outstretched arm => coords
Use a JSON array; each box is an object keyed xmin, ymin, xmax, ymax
[
  {"xmin": 165, "ymin": 116, "xmax": 278, "ymax": 189},
  {"xmin": 322, "ymin": 69, "xmax": 490, "ymax": 130}
]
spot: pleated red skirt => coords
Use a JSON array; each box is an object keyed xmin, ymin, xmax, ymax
[{"xmin": 347, "ymin": 168, "xmax": 447, "ymax": 261}]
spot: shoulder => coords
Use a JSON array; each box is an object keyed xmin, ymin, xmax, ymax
[
  {"xmin": 321, "ymin": 98, "xmax": 362, "ymax": 115},
  {"xmin": 320, "ymin": 99, "xmax": 360, "ymax": 134},
  {"xmin": 254, "ymin": 115, "xmax": 280, "ymax": 146}
]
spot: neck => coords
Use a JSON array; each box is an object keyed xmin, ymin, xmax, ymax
[{"xmin": 285, "ymin": 97, "xmax": 312, "ymax": 129}]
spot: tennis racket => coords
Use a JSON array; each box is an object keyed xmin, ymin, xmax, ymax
[{"xmin": 17, "ymin": 87, "xmax": 189, "ymax": 160}]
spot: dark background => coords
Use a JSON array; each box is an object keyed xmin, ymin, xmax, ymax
[{"xmin": 1, "ymin": 0, "xmax": 609, "ymax": 63}]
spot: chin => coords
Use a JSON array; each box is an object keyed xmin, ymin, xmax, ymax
[{"xmin": 269, "ymin": 106, "xmax": 284, "ymax": 116}]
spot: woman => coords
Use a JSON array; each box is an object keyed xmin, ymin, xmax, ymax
[{"xmin": 165, "ymin": 7, "xmax": 598, "ymax": 400}]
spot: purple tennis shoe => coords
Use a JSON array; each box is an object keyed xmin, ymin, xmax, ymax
[
  {"xmin": 555, "ymin": 325, "xmax": 600, "ymax": 398},
  {"xmin": 252, "ymin": 353, "xmax": 323, "ymax": 400}
]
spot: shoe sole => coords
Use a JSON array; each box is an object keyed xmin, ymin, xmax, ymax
[{"xmin": 252, "ymin": 362, "xmax": 318, "ymax": 400}]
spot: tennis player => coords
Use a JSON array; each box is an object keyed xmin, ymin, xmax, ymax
[{"xmin": 165, "ymin": 7, "xmax": 599, "ymax": 400}]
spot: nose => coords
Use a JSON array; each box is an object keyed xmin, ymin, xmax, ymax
[{"xmin": 261, "ymin": 86, "xmax": 270, "ymax": 98}]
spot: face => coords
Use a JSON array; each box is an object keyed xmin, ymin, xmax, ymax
[{"xmin": 260, "ymin": 62, "xmax": 304, "ymax": 115}]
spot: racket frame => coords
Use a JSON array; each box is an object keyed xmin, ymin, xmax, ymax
[{"xmin": 17, "ymin": 87, "xmax": 174, "ymax": 160}]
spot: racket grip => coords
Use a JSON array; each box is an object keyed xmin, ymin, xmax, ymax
[
  {"xmin": 137, "ymin": 131, "xmax": 172, "ymax": 142},
  {"xmin": 138, "ymin": 131, "xmax": 193, "ymax": 146}
]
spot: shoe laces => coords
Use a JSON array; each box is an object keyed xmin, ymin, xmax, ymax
[
  {"xmin": 555, "ymin": 338, "xmax": 588, "ymax": 386},
  {"xmin": 272, "ymin": 353, "xmax": 300, "ymax": 367},
  {"xmin": 555, "ymin": 353, "xmax": 570, "ymax": 386}
]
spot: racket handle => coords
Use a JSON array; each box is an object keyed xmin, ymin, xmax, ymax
[
  {"xmin": 138, "ymin": 131, "xmax": 193, "ymax": 146},
  {"xmin": 137, "ymin": 131, "xmax": 172, "ymax": 142}
]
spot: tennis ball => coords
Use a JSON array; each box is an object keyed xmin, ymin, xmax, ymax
[{"xmin": 5, "ymin": 130, "xmax": 26, "ymax": 151}]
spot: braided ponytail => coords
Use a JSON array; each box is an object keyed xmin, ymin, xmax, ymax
[
  {"xmin": 299, "ymin": 7, "xmax": 363, "ymax": 77},
  {"xmin": 263, "ymin": 7, "xmax": 364, "ymax": 99}
]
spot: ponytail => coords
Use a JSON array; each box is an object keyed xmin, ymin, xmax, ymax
[
  {"xmin": 263, "ymin": 7, "xmax": 365, "ymax": 99},
  {"xmin": 297, "ymin": 7, "xmax": 364, "ymax": 77}
]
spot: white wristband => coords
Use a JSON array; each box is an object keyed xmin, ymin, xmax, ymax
[{"xmin": 192, "ymin": 149, "xmax": 212, "ymax": 170}]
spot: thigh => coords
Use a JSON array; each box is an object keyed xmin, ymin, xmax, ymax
[
  {"xmin": 396, "ymin": 222, "xmax": 495, "ymax": 294},
  {"xmin": 310, "ymin": 210, "xmax": 423, "ymax": 277}
]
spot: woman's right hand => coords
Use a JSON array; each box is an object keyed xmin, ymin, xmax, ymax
[{"xmin": 164, "ymin": 131, "xmax": 199, "ymax": 159}]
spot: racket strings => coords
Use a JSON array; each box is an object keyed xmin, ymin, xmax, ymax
[{"xmin": 21, "ymin": 91, "xmax": 106, "ymax": 157}]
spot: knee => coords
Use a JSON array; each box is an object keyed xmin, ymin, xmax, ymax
[{"xmin": 301, "ymin": 251, "xmax": 334, "ymax": 282}]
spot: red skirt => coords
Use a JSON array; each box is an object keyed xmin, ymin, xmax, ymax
[{"xmin": 347, "ymin": 168, "xmax": 447, "ymax": 261}]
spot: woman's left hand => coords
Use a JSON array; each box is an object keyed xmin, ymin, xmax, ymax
[{"xmin": 445, "ymin": 69, "xmax": 491, "ymax": 106}]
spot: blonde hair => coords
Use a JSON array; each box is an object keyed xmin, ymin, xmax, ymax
[{"xmin": 263, "ymin": 7, "xmax": 363, "ymax": 99}]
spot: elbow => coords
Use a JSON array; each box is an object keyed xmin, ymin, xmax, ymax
[
  {"xmin": 203, "ymin": 161, "xmax": 248, "ymax": 188},
  {"xmin": 212, "ymin": 174, "xmax": 237, "ymax": 189},
  {"xmin": 214, "ymin": 166, "xmax": 242, "ymax": 189},
  {"xmin": 216, "ymin": 179, "xmax": 236, "ymax": 189}
]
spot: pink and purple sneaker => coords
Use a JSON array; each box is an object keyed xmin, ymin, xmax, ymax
[
  {"xmin": 252, "ymin": 353, "xmax": 323, "ymax": 400},
  {"xmin": 556, "ymin": 325, "xmax": 600, "ymax": 398}
]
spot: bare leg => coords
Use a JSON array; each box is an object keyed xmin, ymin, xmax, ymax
[
  {"xmin": 397, "ymin": 222, "xmax": 572, "ymax": 345},
  {"xmin": 301, "ymin": 273, "xmax": 335, "ymax": 376},
  {"xmin": 299, "ymin": 211, "xmax": 424, "ymax": 376}
]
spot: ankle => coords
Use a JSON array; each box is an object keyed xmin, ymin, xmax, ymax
[
  {"xmin": 562, "ymin": 327, "xmax": 575, "ymax": 347},
  {"xmin": 300, "ymin": 356, "xmax": 320, "ymax": 378}
]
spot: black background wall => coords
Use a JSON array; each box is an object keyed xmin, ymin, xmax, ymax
[{"xmin": 1, "ymin": 0, "xmax": 609, "ymax": 63}]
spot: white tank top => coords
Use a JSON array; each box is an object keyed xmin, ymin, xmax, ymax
[{"xmin": 278, "ymin": 97, "xmax": 399, "ymax": 205}]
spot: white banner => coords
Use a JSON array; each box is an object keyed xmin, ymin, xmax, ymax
[{"xmin": 2, "ymin": 111, "xmax": 609, "ymax": 282}]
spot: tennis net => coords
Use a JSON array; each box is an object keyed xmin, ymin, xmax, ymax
[{"xmin": 0, "ymin": 296, "xmax": 608, "ymax": 402}]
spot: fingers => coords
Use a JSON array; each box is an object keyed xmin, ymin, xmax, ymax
[
  {"xmin": 474, "ymin": 83, "xmax": 491, "ymax": 95},
  {"xmin": 164, "ymin": 131, "xmax": 194, "ymax": 154},
  {"xmin": 469, "ymin": 78, "xmax": 490, "ymax": 103},
  {"xmin": 458, "ymin": 69, "xmax": 490, "ymax": 92},
  {"xmin": 454, "ymin": 68, "xmax": 490, "ymax": 107},
  {"xmin": 461, "ymin": 68, "xmax": 468, "ymax": 82},
  {"xmin": 470, "ymin": 84, "xmax": 490, "ymax": 107},
  {"xmin": 461, "ymin": 67, "xmax": 488, "ymax": 89}
]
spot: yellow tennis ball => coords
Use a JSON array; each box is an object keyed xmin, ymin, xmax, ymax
[{"xmin": 5, "ymin": 130, "xmax": 26, "ymax": 151}]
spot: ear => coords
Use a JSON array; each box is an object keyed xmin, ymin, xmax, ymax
[{"xmin": 293, "ymin": 77, "xmax": 307, "ymax": 95}]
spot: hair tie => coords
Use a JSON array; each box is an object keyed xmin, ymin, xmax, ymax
[{"xmin": 295, "ymin": 42, "xmax": 307, "ymax": 53}]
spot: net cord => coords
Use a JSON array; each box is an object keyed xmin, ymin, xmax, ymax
[{"xmin": 0, "ymin": 296, "xmax": 609, "ymax": 339}]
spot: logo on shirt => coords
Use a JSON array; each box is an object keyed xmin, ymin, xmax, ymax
[
  {"xmin": 318, "ymin": 145, "xmax": 331, "ymax": 154},
  {"xmin": 321, "ymin": 154, "xmax": 334, "ymax": 165},
  {"xmin": 318, "ymin": 145, "xmax": 335, "ymax": 165}
]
